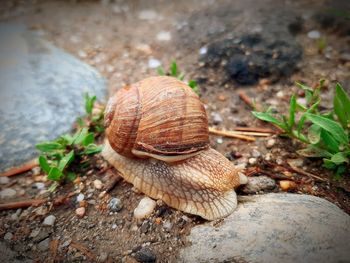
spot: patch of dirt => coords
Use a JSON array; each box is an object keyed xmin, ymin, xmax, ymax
[{"xmin": 0, "ymin": 0, "xmax": 350, "ymax": 262}]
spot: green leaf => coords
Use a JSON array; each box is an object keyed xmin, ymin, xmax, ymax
[
  {"xmin": 38, "ymin": 156, "xmax": 51, "ymax": 174},
  {"xmin": 297, "ymin": 100, "xmax": 320, "ymax": 136},
  {"xmin": 330, "ymin": 152, "xmax": 349, "ymax": 164},
  {"xmin": 82, "ymin": 133, "xmax": 94, "ymax": 146},
  {"xmin": 47, "ymin": 167, "xmax": 63, "ymax": 181},
  {"xmin": 296, "ymin": 82, "xmax": 313, "ymax": 92},
  {"xmin": 252, "ymin": 111, "xmax": 287, "ymax": 130},
  {"xmin": 320, "ymin": 129, "xmax": 340, "ymax": 153},
  {"xmin": 170, "ymin": 61, "xmax": 177, "ymax": 77},
  {"xmin": 334, "ymin": 83, "xmax": 350, "ymax": 128},
  {"xmin": 305, "ymin": 113, "xmax": 348, "ymax": 145},
  {"xmin": 74, "ymin": 128, "xmax": 89, "ymax": 145},
  {"xmin": 36, "ymin": 142, "xmax": 64, "ymax": 152},
  {"xmin": 323, "ymin": 159, "xmax": 336, "ymax": 169},
  {"xmin": 48, "ymin": 182, "xmax": 59, "ymax": 192},
  {"xmin": 84, "ymin": 93, "xmax": 96, "ymax": 115},
  {"xmin": 297, "ymin": 145, "xmax": 332, "ymax": 158},
  {"xmin": 83, "ymin": 144, "xmax": 102, "ymax": 155},
  {"xmin": 157, "ymin": 67, "xmax": 165, "ymax": 76},
  {"xmin": 307, "ymin": 124, "xmax": 321, "ymax": 144},
  {"xmin": 61, "ymin": 134, "xmax": 75, "ymax": 145},
  {"xmin": 57, "ymin": 150, "xmax": 75, "ymax": 171},
  {"xmin": 67, "ymin": 172, "xmax": 77, "ymax": 181},
  {"xmin": 178, "ymin": 72, "xmax": 185, "ymax": 81},
  {"xmin": 288, "ymin": 95, "xmax": 296, "ymax": 128}
]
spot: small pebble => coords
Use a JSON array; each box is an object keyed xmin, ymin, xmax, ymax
[
  {"xmin": 266, "ymin": 139, "xmax": 276, "ymax": 148},
  {"xmin": 242, "ymin": 176, "xmax": 276, "ymax": 194},
  {"xmin": 76, "ymin": 207, "xmax": 86, "ymax": 218},
  {"xmin": 0, "ymin": 177, "xmax": 9, "ymax": 185},
  {"xmin": 199, "ymin": 46, "xmax": 207, "ymax": 55},
  {"xmin": 30, "ymin": 229, "xmax": 40, "ymax": 238},
  {"xmin": 112, "ymin": 224, "xmax": 117, "ymax": 230},
  {"xmin": 76, "ymin": 193, "xmax": 85, "ymax": 202},
  {"xmin": 280, "ymin": 180, "xmax": 297, "ymax": 191},
  {"xmin": 216, "ymin": 138, "xmax": 223, "ymax": 144},
  {"xmin": 307, "ymin": 30, "xmax": 321, "ymax": 39},
  {"xmin": 276, "ymin": 91, "xmax": 284, "ymax": 98},
  {"xmin": 211, "ymin": 112, "xmax": 223, "ymax": 125},
  {"xmin": 163, "ymin": 220, "xmax": 173, "ymax": 232},
  {"xmin": 248, "ymin": 158, "xmax": 257, "ymax": 165},
  {"xmin": 138, "ymin": 10, "xmax": 158, "ymax": 20},
  {"xmin": 134, "ymin": 247, "xmax": 156, "ymax": 263},
  {"xmin": 0, "ymin": 188, "xmax": 16, "ymax": 198},
  {"xmin": 148, "ymin": 58, "xmax": 161, "ymax": 69},
  {"xmin": 98, "ymin": 252, "xmax": 108, "ymax": 262},
  {"xmin": 108, "ymin": 197, "xmax": 123, "ymax": 212},
  {"xmin": 33, "ymin": 182, "xmax": 45, "ymax": 190},
  {"xmin": 38, "ymin": 238, "xmax": 50, "ymax": 251},
  {"xmin": 134, "ymin": 197, "xmax": 157, "ymax": 220},
  {"xmin": 4, "ymin": 232, "xmax": 13, "ymax": 241},
  {"xmin": 93, "ymin": 179, "xmax": 103, "ymax": 190},
  {"xmin": 251, "ymin": 149, "xmax": 261, "ymax": 158},
  {"xmin": 156, "ymin": 31, "xmax": 171, "ymax": 41},
  {"xmin": 43, "ymin": 215, "xmax": 56, "ymax": 226}
]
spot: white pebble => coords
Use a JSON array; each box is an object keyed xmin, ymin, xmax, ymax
[
  {"xmin": 216, "ymin": 138, "xmax": 223, "ymax": 144},
  {"xmin": 199, "ymin": 46, "xmax": 207, "ymax": 55},
  {"xmin": 266, "ymin": 139, "xmax": 276, "ymax": 148},
  {"xmin": 76, "ymin": 207, "xmax": 86, "ymax": 218},
  {"xmin": 138, "ymin": 10, "xmax": 158, "ymax": 20},
  {"xmin": 307, "ymin": 30, "xmax": 321, "ymax": 39},
  {"xmin": 148, "ymin": 58, "xmax": 161, "ymax": 68},
  {"xmin": 248, "ymin": 158, "xmax": 257, "ymax": 165},
  {"xmin": 76, "ymin": 193, "xmax": 85, "ymax": 202},
  {"xmin": 134, "ymin": 197, "xmax": 157, "ymax": 219},
  {"xmin": 78, "ymin": 50, "xmax": 87, "ymax": 58},
  {"xmin": 43, "ymin": 215, "xmax": 56, "ymax": 226},
  {"xmin": 0, "ymin": 188, "xmax": 16, "ymax": 198},
  {"xmin": 93, "ymin": 179, "xmax": 103, "ymax": 190},
  {"xmin": 156, "ymin": 31, "xmax": 171, "ymax": 41},
  {"xmin": 34, "ymin": 182, "xmax": 45, "ymax": 190},
  {"xmin": 276, "ymin": 91, "xmax": 284, "ymax": 98},
  {"xmin": 0, "ymin": 177, "xmax": 10, "ymax": 185},
  {"xmin": 251, "ymin": 149, "xmax": 261, "ymax": 158}
]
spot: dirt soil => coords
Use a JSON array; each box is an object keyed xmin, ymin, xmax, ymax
[{"xmin": 0, "ymin": 0, "xmax": 350, "ymax": 262}]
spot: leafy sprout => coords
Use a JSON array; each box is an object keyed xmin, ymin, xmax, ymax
[
  {"xmin": 36, "ymin": 93, "xmax": 104, "ymax": 189},
  {"xmin": 157, "ymin": 61, "xmax": 199, "ymax": 94},
  {"xmin": 252, "ymin": 80, "xmax": 350, "ymax": 177}
]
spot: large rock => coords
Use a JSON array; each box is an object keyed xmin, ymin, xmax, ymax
[
  {"xmin": 180, "ymin": 194, "xmax": 350, "ymax": 263},
  {"xmin": 0, "ymin": 24, "xmax": 106, "ymax": 172}
]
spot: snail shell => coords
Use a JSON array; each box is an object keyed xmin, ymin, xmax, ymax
[
  {"xmin": 102, "ymin": 76, "xmax": 247, "ymax": 220},
  {"xmin": 105, "ymin": 76, "xmax": 209, "ymax": 162}
]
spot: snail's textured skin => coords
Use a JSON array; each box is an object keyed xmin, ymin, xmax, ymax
[
  {"xmin": 105, "ymin": 76, "xmax": 209, "ymax": 161},
  {"xmin": 103, "ymin": 141, "xmax": 241, "ymax": 220}
]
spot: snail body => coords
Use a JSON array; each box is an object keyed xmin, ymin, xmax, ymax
[{"xmin": 102, "ymin": 76, "xmax": 247, "ymax": 220}]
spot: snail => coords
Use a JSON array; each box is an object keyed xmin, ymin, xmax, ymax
[{"xmin": 102, "ymin": 76, "xmax": 247, "ymax": 220}]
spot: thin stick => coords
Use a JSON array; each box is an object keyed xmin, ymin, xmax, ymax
[
  {"xmin": 0, "ymin": 159, "xmax": 38, "ymax": 177},
  {"xmin": 287, "ymin": 163, "xmax": 326, "ymax": 182},
  {"xmin": 209, "ymin": 127, "xmax": 255, "ymax": 141},
  {"xmin": 232, "ymin": 131, "xmax": 271, "ymax": 137},
  {"xmin": 238, "ymin": 91, "xmax": 262, "ymax": 111},
  {"xmin": 105, "ymin": 171, "xmax": 123, "ymax": 193},
  {"xmin": 233, "ymin": 127, "xmax": 277, "ymax": 134},
  {"xmin": 0, "ymin": 199, "xmax": 46, "ymax": 211}
]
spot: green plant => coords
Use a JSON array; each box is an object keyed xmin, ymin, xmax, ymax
[
  {"xmin": 252, "ymin": 80, "xmax": 350, "ymax": 177},
  {"xmin": 36, "ymin": 93, "xmax": 103, "ymax": 189},
  {"xmin": 157, "ymin": 61, "xmax": 199, "ymax": 94}
]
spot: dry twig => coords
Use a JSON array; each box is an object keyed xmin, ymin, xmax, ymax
[
  {"xmin": 0, "ymin": 199, "xmax": 46, "ymax": 211},
  {"xmin": 0, "ymin": 159, "xmax": 38, "ymax": 177},
  {"xmin": 209, "ymin": 127, "xmax": 256, "ymax": 141},
  {"xmin": 105, "ymin": 170, "xmax": 123, "ymax": 193}
]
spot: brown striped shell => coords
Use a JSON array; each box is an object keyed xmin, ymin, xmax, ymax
[{"xmin": 104, "ymin": 76, "xmax": 209, "ymax": 162}]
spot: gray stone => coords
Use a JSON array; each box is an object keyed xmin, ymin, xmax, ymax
[
  {"xmin": 241, "ymin": 176, "xmax": 276, "ymax": 194},
  {"xmin": 42, "ymin": 215, "xmax": 56, "ymax": 226},
  {"xmin": 180, "ymin": 194, "xmax": 350, "ymax": 263},
  {"xmin": 37, "ymin": 238, "xmax": 50, "ymax": 251},
  {"xmin": 0, "ymin": 188, "xmax": 16, "ymax": 198},
  {"xmin": 0, "ymin": 177, "xmax": 10, "ymax": 185},
  {"xmin": 108, "ymin": 197, "xmax": 123, "ymax": 212},
  {"xmin": 211, "ymin": 112, "xmax": 223, "ymax": 125},
  {"xmin": 0, "ymin": 24, "xmax": 106, "ymax": 172},
  {"xmin": 4, "ymin": 232, "xmax": 13, "ymax": 241}
]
